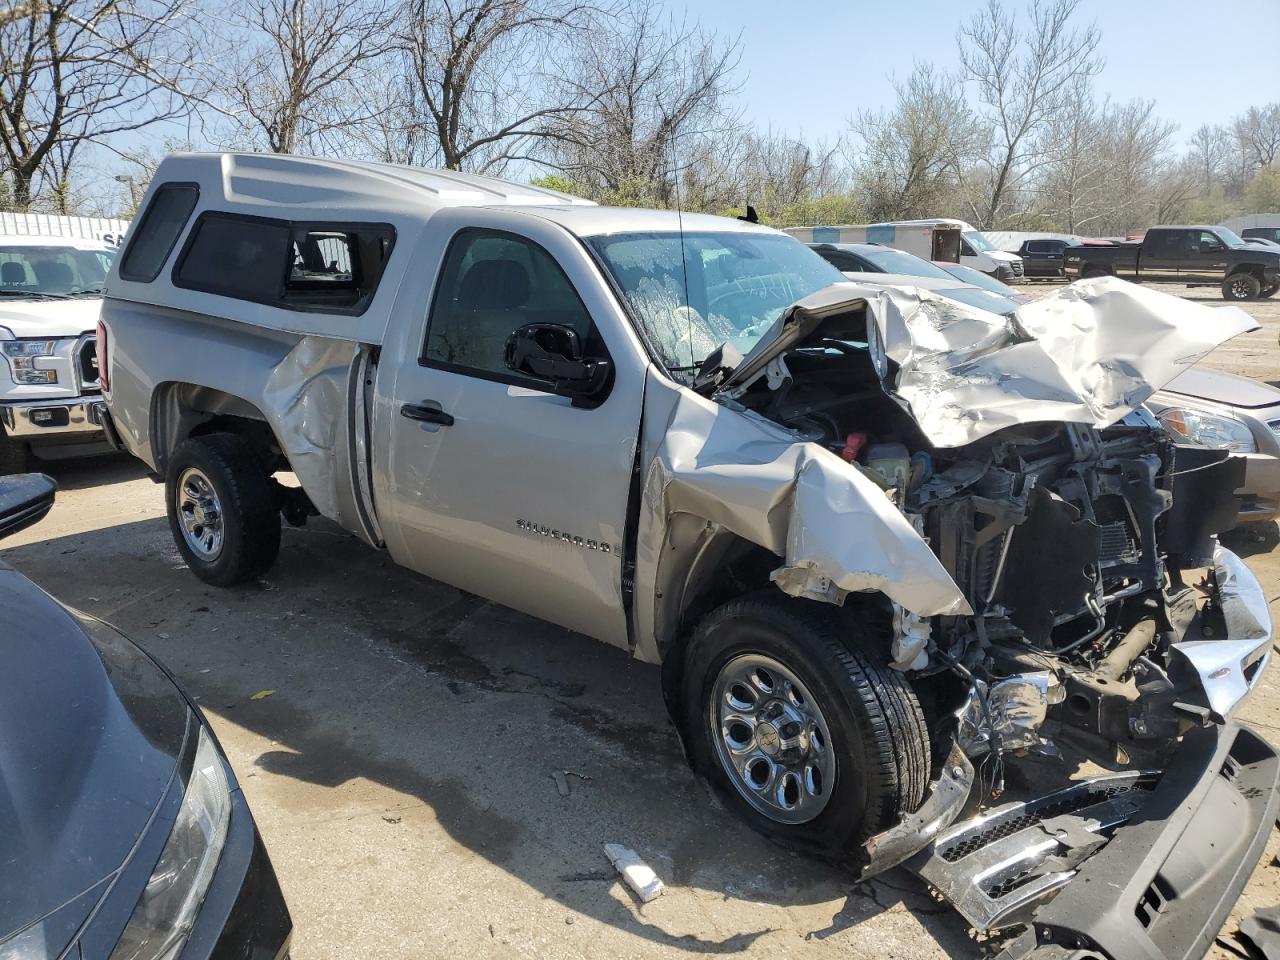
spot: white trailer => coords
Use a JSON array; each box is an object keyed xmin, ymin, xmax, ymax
[
  {"xmin": 0, "ymin": 212, "xmax": 130, "ymax": 247},
  {"xmin": 783, "ymin": 221, "xmax": 963, "ymax": 264}
]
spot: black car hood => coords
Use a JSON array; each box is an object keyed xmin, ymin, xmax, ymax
[{"xmin": 0, "ymin": 565, "xmax": 189, "ymax": 946}]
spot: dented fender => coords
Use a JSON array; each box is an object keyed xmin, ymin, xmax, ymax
[{"xmin": 631, "ymin": 372, "xmax": 968, "ymax": 664}]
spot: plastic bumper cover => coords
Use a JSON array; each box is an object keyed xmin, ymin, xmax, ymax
[{"xmin": 992, "ymin": 722, "xmax": 1279, "ymax": 960}]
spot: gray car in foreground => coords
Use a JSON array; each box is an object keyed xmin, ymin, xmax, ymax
[{"xmin": 98, "ymin": 152, "xmax": 1278, "ymax": 959}]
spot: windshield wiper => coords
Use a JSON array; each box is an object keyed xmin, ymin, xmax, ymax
[
  {"xmin": 0, "ymin": 290, "xmax": 70, "ymax": 300},
  {"xmin": 68, "ymin": 288, "xmax": 104, "ymax": 297}
]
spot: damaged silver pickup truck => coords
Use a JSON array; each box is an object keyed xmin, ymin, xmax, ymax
[{"xmin": 99, "ymin": 153, "xmax": 1278, "ymax": 960}]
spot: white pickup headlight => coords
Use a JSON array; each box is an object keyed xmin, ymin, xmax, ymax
[
  {"xmin": 109, "ymin": 725, "xmax": 232, "ymax": 960},
  {"xmin": 1158, "ymin": 407, "xmax": 1257, "ymax": 453},
  {"xmin": 1, "ymin": 339, "xmax": 59, "ymax": 384}
]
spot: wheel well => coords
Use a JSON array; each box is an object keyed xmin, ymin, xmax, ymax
[
  {"xmin": 151, "ymin": 383, "xmax": 288, "ymax": 473},
  {"xmin": 1227, "ymin": 264, "xmax": 1265, "ymax": 280}
]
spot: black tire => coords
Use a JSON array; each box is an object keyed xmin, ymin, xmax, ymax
[
  {"xmin": 165, "ymin": 433, "xmax": 281, "ymax": 586},
  {"xmin": 0, "ymin": 431, "xmax": 31, "ymax": 475},
  {"xmin": 1261, "ymin": 282, "xmax": 1279, "ymax": 299},
  {"xmin": 680, "ymin": 594, "xmax": 929, "ymax": 863},
  {"xmin": 1222, "ymin": 272, "xmax": 1261, "ymax": 301},
  {"xmin": 1081, "ymin": 266, "xmax": 1109, "ymax": 280}
]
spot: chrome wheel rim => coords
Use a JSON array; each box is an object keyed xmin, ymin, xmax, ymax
[
  {"xmin": 709, "ymin": 653, "xmax": 835, "ymax": 824},
  {"xmin": 177, "ymin": 467, "xmax": 224, "ymax": 561},
  {"xmin": 1230, "ymin": 277, "xmax": 1251, "ymax": 298}
]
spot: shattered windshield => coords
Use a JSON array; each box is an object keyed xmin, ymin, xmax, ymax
[{"xmin": 587, "ymin": 231, "xmax": 843, "ymax": 370}]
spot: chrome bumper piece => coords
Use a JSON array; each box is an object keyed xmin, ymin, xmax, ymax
[{"xmin": 0, "ymin": 396, "xmax": 106, "ymax": 439}]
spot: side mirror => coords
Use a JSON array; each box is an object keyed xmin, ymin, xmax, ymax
[
  {"xmin": 504, "ymin": 323, "xmax": 611, "ymax": 402},
  {"xmin": 0, "ymin": 473, "xmax": 56, "ymax": 540}
]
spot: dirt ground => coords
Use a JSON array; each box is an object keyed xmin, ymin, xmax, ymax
[{"xmin": 5, "ymin": 282, "xmax": 1280, "ymax": 959}]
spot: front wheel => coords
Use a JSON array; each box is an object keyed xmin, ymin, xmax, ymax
[
  {"xmin": 165, "ymin": 433, "xmax": 281, "ymax": 586},
  {"xmin": 1223, "ymin": 272, "xmax": 1261, "ymax": 300},
  {"xmin": 680, "ymin": 595, "xmax": 930, "ymax": 863}
]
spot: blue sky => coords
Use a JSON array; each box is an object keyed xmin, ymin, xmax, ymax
[{"xmin": 672, "ymin": 0, "xmax": 1266, "ymax": 147}]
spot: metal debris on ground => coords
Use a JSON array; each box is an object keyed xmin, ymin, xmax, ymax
[
  {"xmin": 602, "ymin": 843, "xmax": 665, "ymax": 903},
  {"xmin": 551, "ymin": 770, "xmax": 570, "ymax": 797}
]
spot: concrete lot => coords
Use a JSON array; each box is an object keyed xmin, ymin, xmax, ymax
[{"xmin": 5, "ymin": 282, "xmax": 1280, "ymax": 959}]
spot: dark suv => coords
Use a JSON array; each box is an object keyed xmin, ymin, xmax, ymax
[{"xmin": 1014, "ymin": 238, "xmax": 1072, "ymax": 277}]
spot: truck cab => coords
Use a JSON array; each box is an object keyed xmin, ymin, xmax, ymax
[{"xmin": 0, "ymin": 234, "xmax": 120, "ymax": 473}]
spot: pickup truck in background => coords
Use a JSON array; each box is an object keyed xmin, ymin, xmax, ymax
[
  {"xmin": 1064, "ymin": 224, "xmax": 1280, "ymax": 300},
  {"xmin": 99, "ymin": 153, "xmax": 1279, "ymax": 958},
  {"xmin": 0, "ymin": 234, "xmax": 117, "ymax": 473}
]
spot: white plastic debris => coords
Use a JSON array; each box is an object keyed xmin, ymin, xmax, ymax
[{"xmin": 602, "ymin": 843, "xmax": 665, "ymax": 903}]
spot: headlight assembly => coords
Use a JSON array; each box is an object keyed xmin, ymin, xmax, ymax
[
  {"xmin": 110, "ymin": 725, "xmax": 232, "ymax": 960},
  {"xmin": 1158, "ymin": 407, "xmax": 1257, "ymax": 453},
  {"xmin": 1, "ymin": 339, "xmax": 59, "ymax": 384}
]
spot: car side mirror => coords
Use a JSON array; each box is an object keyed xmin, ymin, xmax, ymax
[
  {"xmin": 504, "ymin": 323, "xmax": 611, "ymax": 402},
  {"xmin": 0, "ymin": 473, "xmax": 55, "ymax": 540}
]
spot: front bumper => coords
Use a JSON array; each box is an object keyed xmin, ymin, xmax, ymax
[
  {"xmin": 991, "ymin": 722, "xmax": 1279, "ymax": 960},
  {"xmin": 1, "ymin": 395, "xmax": 106, "ymax": 441}
]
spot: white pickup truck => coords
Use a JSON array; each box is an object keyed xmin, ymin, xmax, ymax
[
  {"xmin": 99, "ymin": 152, "xmax": 1279, "ymax": 957},
  {"xmin": 0, "ymin": 234, "xmax": 117, "ymax": 473}
]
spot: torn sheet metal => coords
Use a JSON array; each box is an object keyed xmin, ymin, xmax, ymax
[
  {"xmin": 720, "ymin": 277, "xmax": 1259, "ymax": 449},
  {"xmin": 631, "ymin": 375, "xmax": 968, "ymax": 662},
  {"xmin": 1169, "ymin": 545, "xmax": 1272, "ymax": 721},
  {"xmin": 261, "ymin": 335, "xmax": 362, "ymax": 522}
]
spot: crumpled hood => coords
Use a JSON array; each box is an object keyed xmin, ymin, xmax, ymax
[
  {"xmin": 721, "ymin": 277, "xmax": 1259, "ymax": 449},
  {"xmin": 0, "ymin": 297, "xmax": 101, "ymax": 339}
]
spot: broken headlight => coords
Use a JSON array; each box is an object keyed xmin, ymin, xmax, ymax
[
  {"xmin": 1157, "ymin": 407, "xmax": 1256, "ymax": 453},
  {"xmin": 109, "ymin": 724, "xmax": 231, "ymax": 960},
  {"xmin": 0, "ymin": 338, "xmax": 59, "ymax": 384}
]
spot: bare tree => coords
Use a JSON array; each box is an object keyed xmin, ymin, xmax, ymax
[
  {"xmin": 1184, "ymin": 124, "xmax": 1234, "ymax": 192},
  {"xmin": 1234, "ymin": 103, "xmax": 1280, "ymax": 172},
  {"xmin": 0, "ymin": 0, "xmax": 200, "ymax": 210},
  {"xmin": 1030, "ymin": 78, "xmax": 1106, "ymax": 231},
  {"xmin": 393, "ymin": 0, "xmax": 597, "ymax": 173},
  {"xmin": 215, "ymin": 0, "xmax": 397, "ymax": 154},
  {"xmin": 958, "ymin": 0, "xmax": 1102, "ymax": 226},
  {"xmin": 851, "ymin": 62, "xmax": 984, "ymax": 222},
  {"xmin": 547, "ymin": 6, "xmax": 740, "ymax": 205}
]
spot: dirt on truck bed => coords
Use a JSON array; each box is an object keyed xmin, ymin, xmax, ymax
[{"xmin": 3, "ymin": 281, "xmax": 1279, "ymax": 960}]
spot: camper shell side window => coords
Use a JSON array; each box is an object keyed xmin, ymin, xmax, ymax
[{"xmin": 172, "ymin": 210, "xmax": 396, "ymax": 315}]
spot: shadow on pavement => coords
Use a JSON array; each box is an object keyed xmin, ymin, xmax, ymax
[{"xmin": 2, "ymin": 510, "xmax": 976, "ymax": 957}]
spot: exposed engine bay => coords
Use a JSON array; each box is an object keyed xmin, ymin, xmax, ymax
[{"xmin": 714, "ymin": 298, "xmax": 1262, "ymax": 766}]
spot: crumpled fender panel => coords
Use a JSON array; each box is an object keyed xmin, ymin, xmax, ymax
[
  {"xmin": 631, "ymin": 374, "xmax": 968, "ymax": 663},
  {"xmin": 869, "ymin": 277, "xmax": 1259, "ymax": 447}
]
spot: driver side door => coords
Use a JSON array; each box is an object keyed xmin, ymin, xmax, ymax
[{"xmin": 377, "ymin": 223, "xmax": 646, "ymax": 649}]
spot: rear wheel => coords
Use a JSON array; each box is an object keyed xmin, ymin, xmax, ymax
[
  {"xmin": 1081, "ymin": 266, "xmax": 1109, "ymax": 280},
  {"xmin": 165, "ymin": 433, "xmax": 281, "ymax": 586},
  {"xmin": 1261, "ymin": 281, "xmax": 1279, "ymax": 299},
  {"xmin": 1223, "ymin": 272, "xmax": 1261, "ymax": 301},
  {"xmin": 0, "ymin": 431, "xmax": 31, "ymax": 476},
  {"xmin": 680, "ymin": 595, "xmax": 929, "ymax": 863}
]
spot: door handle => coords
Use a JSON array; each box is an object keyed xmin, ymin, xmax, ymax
[{"xmin": 400, "ymin": 402, "xmax": 454, "ymax": 426}]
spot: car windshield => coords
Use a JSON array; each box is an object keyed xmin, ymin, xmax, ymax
[
  {"xmin": 937, "ymin": 262, "xmax": 1020, "ymax": 296},
  {"xmin": 0, "ymin": 244, "xmax": 115, "ymax": 297},
  {"xmin": 587, "ymin": 231, "xmax": 843, "ymax": 370},
  {"xmin": 961, "ymin": 230, "xmax": 996, "ymax": 254},
  {"xmin": 855, "ymin": 246, "xmax": 954, "ymax": 279}
]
